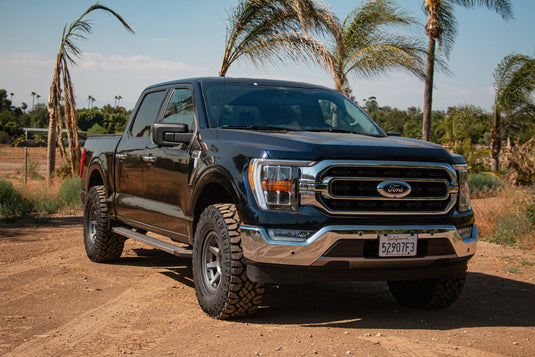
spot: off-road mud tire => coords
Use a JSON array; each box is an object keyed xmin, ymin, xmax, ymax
[
  {"xmin": 388, "ymin": 274, "xmax": 466, "ymax": 309},
  {"xmin": 83, "ymin": 185, "xmax": 125, "ymax": 262},
  {"xmin": 193, "ymin": 203, "xmax": 264, "ymax": 319}
]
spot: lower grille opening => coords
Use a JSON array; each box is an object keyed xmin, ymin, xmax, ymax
[{"xmin": 323, "ymin": 238, "xmax": 455, "ymax": 258}]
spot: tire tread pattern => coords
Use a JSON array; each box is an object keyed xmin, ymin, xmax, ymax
[
  {"xmin": 388, "ymin": 275, "xmax": 466, "ymax": 309},
  {"xmin": 193, "ymin": 203, "xmax": 264, "ymax": 319},
  {"xmin": 84, "ymin": 186, "xmax": 125, "ymax": 262}
]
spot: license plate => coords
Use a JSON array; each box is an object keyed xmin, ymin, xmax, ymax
[{"xmin": 379, "ymin": 233, "xmax": 417, "ymax": 257}]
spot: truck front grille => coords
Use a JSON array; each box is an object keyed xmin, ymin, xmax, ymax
[{"xmin": 299, "ymin": 161, "xmax": 458, "ymax": 215}]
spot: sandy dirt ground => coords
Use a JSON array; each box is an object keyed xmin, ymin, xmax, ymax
[{"xmin": 1, "ymin": 215, "xmax": 535, "ymax": 356}]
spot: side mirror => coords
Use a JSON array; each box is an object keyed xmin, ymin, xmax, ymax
[
  {"xmin": 386, "ymin": 132, "xmax": 401, "ymax": 137},
  {"xmin": 152, "ymin": 123, "xmax": 194, "ymax": 146}
]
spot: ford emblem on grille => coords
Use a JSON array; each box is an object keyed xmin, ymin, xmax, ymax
[{"xmin": 377, "ymin": 180, "xmax": 412, "ymax": 198}]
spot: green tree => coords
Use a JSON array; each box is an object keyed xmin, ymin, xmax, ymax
[
  {"xmin": 219, "ymin": 0, "xmax": 339, "ymax": 77},
  {"xmin": 439, "ymin": 105, "xmax": 491, "ymax": 145},
  {"xmin": 46, "ymin": 3, "xmax": 134, "ymax": 183},
  {"xmin": 421, "ymin": 0, "xmax": 513, "ymax": 142},
  {"xmin": 21, "ymin": 102, "xmax": 27, "ymax": 113},
  {"xmin": 491, "ymin": 53, "xmax": 535, "ymax": 172},
  {"xmin": 329, "ymin": 0, "xmax": 426, "ymax": 98}
]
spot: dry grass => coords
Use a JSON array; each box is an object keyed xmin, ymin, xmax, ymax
[{"xmin": 472, "ymin": 186, "xmax": 535, "ymax": 249}]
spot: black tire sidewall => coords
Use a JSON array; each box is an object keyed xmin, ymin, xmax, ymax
[
  {"xmin": 192, "ymin": 206, "xmax": 232, "ymax": 316},
  {"xmin": 83, "ymin": 187, "xmax": 102, "ymax": 260},
  {"xmin": 83, "ymin": 186, "xmax": 123, "ymax": 262}
]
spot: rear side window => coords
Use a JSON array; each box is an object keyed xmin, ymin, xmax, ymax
[
  {"xmin": 162, "ymin": 88, "xmax": 195, "ymax": 131},
  {"xmin": 130, "ymin": 90, "xmax": 166, "ymax": 138}
]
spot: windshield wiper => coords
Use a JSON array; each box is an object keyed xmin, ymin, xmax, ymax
[
  {"xmin": 222, "ymin": 125, "xmax": 297, "ymax": 131},
  {"xmin": 306, "ymin": 128, "xmax": 356, "ymax": 134},
  {"xmin": 305, "ymin": 128, "xmax": 385, "ymax": 137}
]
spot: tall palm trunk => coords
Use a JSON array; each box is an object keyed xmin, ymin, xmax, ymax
[
  {"xmin": 46, "ymin": 56, "xmax": 61, "ymax": 185},
  {"xmin": 422, "ymin": 36, "xmax": 436, "ymax": 141},
  {"xmin": 490, "ymin": 107, "xmax": 501, "ymax": 172},
  {"xmin": 422, "ymin": 0, "xmax": 441, "ymax": 142},
  {"xmin": 46, "ymin": 102, "xmax": 57, "ymax": 184}
]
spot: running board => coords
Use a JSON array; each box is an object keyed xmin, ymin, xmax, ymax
[{"xmin": 112, "ymin": 227, "xmax": 192, "ymax": 258}]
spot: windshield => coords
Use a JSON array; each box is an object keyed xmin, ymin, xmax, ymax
[{"xmin": 202, "ymin": 82, "xmax": 384, "ymax": 136}]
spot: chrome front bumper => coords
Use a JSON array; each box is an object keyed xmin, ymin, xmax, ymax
[{"xmin": 241, "ymin": 225, "xmax": 477, "ymax": 269}]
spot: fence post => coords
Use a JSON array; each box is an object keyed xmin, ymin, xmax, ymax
[{"xmin": 24, "ymin": 147, "xmax": 28, "ymax": 185}]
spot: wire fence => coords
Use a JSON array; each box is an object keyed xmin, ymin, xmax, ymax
[{"xmin": 0, "ymin": 145, "xmax": 65, "ymax": 183}]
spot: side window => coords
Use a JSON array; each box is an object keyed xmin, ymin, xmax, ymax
[
  {"xmin": 162, "ymin": 88, "xmax": 195, "ymax": 131},
  {"xmin": 130, "ymin": 90, "xmax": 166, "ymax": 138}
]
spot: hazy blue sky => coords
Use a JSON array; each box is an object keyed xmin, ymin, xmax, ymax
[{"xmin": 1, "ymin": 0, "xmax": 533, "ymax": 111}]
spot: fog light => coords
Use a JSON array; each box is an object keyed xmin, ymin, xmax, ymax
[
  {"xmin": 268, "ymin": 228, "xmax": 314, "ymax": 242},
  {"xmin": 458, "ymin": 227, "xmax": 472, "ymax": 239}
]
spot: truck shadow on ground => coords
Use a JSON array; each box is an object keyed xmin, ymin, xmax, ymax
[
  {"xmin": 112, "ymin": 249, "xmax": 535, "ymax": 330},
  {"xmin": 252, "ymin": 272, "xmax": 535, "ymax": 330},
  {"xmin": 116, "ymin": 248, "xmax": 195, "ymax": 289}
]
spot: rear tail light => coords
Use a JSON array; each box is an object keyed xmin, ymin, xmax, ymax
[{"xmin": 80, "ymin": 148, "xmax": 86, "ymax": 178}]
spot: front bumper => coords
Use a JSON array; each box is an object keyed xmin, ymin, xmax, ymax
[{"xmin": 241, "ymin": 224, "xmax": 477, "ymax": 282}]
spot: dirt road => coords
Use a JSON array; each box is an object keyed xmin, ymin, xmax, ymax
[{"xmin": 1, "ymin": 216, "xmax": 534, "ymax": 356}]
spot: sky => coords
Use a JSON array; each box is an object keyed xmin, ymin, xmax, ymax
[{"xmin": 0, "ymin": 0, "xmax": 534, "ymax": 112}]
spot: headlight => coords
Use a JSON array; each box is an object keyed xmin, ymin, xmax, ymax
[
  {"xmin": 455, "ymin": 165, "xmax": 471, "ymax": 212},
  {"xmin": 248, "ymin": 159, "xmax": 311, "ymax": 211}
]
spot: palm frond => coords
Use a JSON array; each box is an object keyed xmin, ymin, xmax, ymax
[
  {"xmin": 432, "ymin": 0, "xmax": 458, "ymax": 57},
  {"xmin": 336, "ymin": 0, "xmax": 426, "ymax": 94},
  {"xmin": 494, "ymin": 54, "xmax": 535, "ymax": 112},
  {"xmin": 450, "ymin": 0, "xmax": 513, "ymax": 19},
  {"xmin": 47, "ymin": 2, "xmax": 134, "ymax": 182},
  {"xmin": 220, "ymin": 0, "xmax": 339, "ymax": 76}
]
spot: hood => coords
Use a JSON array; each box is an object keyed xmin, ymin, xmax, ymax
[{"xmin": 214, "ymin": 129, "xmax": 464, "ymax": 164}]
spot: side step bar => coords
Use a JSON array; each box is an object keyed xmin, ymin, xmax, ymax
[{"xmin": 112, "ymin": 227, "xmax": 193, "ymax": 259}]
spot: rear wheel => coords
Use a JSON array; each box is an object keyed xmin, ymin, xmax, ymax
[
  {"xmin": 83, "ymin": 185, "xmax": 125, "ymax": 262},
  {"xmin": 388, "ymin": 274, "xmax": 466, "ymax": 309},
  {"xmin": 192, "ymin": 203, "xmax": 264, "ymax": 319}
]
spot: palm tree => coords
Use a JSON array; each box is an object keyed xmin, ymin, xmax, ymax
[
  {"xmin": 219, "ymin": 0, "xmax": 340, "ymax": 77},
  {"xmin": 328, "ymin": 0, "xmax": 426, "ymax": 98},
  {"xmin": 9, "ymin": 92, "xmax": 14, "ymax": 104},
  {"xmin": 87, "ymin": 95, "xmax": 95, "ymax": 109},
  {"xmin": 36, "ymin": 94, "xmax": 41, "ymax": 106},
  {"xmin": 46, "ymin": 3, "xmax": 134, "ymax": 183},
  {"xmin": 115, "ymin": 95, "xmax": 122, "ymax": 107},
  {"xmin": 31, "ymin": 91, "xmax": 36, "ymax": 110},
  {"xmin": 421, "ymin": 0, "xmax": 513, "ymax": 142},
  {"xmin": 491, "ymin": 53, "xmax": 535, "ymax": 172},
  {"xmin": 21, "ymin": 102, "xmax": 27, "ymax": 113}
]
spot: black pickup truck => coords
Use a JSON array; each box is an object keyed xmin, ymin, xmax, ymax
[{"xmin": 80, "ymin": 77, "xmax": 477, "ymax": 319}]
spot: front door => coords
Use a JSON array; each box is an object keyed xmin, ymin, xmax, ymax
[
  {"xmin": 114, "ymin": 89, "xmax": 166, "ymax": 224},
  {"xmin": 143, "ymin": 86, "xmax": 197, "ymax": 239}
]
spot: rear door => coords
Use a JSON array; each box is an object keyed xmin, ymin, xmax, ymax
[
  {"xmin": 143, "ymin": 85, "xmax": 197, "ymax": 239},
  {"xmin": 114, "ymin": 89, "xmax": 166, "ymax": 224}
]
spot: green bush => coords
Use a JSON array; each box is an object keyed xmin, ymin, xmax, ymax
[
  {"xmin": 33, "ymin": 190, "xmax": 59, "ymax": 214},
  {"xmin": 487, "ymin": 212, "xmax": 531, "ymax": 246},
  {"xmin": 27, "ymin": 157, "xmax": 44, "ymax": 180},
  {"xmin": 57, "ymin": 178, "xmax": 81, "ymax": 209},
  {"xmin": 468, "ymin": 173, "xmax": 503, "ymax": 197},
  {"xmin": 0, "ymin": 179, "xmax": 34, "ymax": 220}
]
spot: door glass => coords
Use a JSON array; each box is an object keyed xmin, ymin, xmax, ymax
[
  {"xmin": 162, "ymin": 88, "xmax": 195, "ymax": 131},
  {"xmin": 130, "ymin": 90, "xmax": 166, "ymax": 138}
]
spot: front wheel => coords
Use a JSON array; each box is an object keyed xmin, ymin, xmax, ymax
[
  {"xmin": 192, "ymin": 203, "xmax": 264, "ymax": 319},
  {"xmin": 83, "ymin": 185, "xmax": 125, "ymax": 262},
  {"xmin": 388, "ymin": 274, "xmax": 466, "ymax": 309}
]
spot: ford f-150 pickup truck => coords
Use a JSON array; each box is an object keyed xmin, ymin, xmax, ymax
[{"xmin": 80, "ymin": 77, "xmax": 477, "ymax": 319}]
